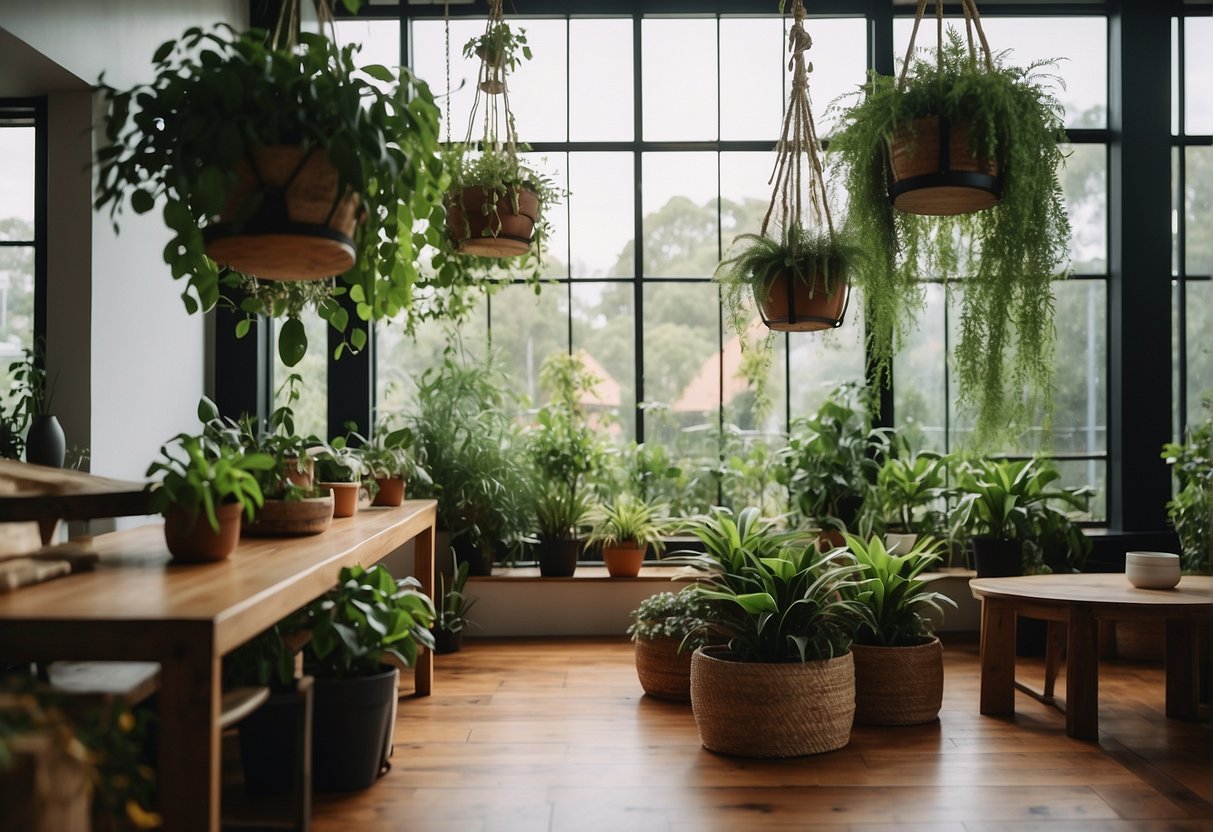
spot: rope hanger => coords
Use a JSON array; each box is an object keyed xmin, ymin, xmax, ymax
[{"xmin": 898, "ymin": 0, "xmax": 995, "ymax": 91}]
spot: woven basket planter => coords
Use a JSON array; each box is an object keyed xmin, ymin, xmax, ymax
[
  {"xmin": 205, "ymin": 145, "xmax": 362, "ymax": 280},
  {"xmin": 851, "ymin": 637, "xmax": 944, "ymax": 726},
  {"xmin": 634, "ymin": 637, "xmax": 693, "ymax": 702},
  {"xmin": 888, "ymin": 116, "xmax": 1000, "ymax": 216},
  {"xmin": 690, "ymin": 647, "xmax": 854, "ymax": 757}
]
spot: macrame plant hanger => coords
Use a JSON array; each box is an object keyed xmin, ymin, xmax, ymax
[
  {"xmin": 886, "ymin": 0, "xmax": 1000, "ymax": 216},
  {"xmin": 757, "ymin": 0, "xmax": 847, "ymax": 332},
  {"xmin": 443, "ymin": 0, "xmax": 539, "ymax": 258}
]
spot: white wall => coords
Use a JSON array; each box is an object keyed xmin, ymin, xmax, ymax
[{"xmin": 1, "ymin": 0, "xmax": 246, "ymax": 487}]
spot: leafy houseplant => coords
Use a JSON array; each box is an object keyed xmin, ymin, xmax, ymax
[
  {"xmin": 626, "ymin": 589, "xmax": 714, "ymax": 702},
  {"xmin": 1162, "ymin": 405, "xmax": 1213, "ymax": 573},
  {"xmin": 675, "ymin": 507, "xmax": 869, "ymax": 757},
  {"xmin": 948, "ymin": 456, "xmax": 1092, "ymax": 577},
  {"xmin": 433, "ymin": 556, "xmax": 479, "ymax": 654},
  {"xmin": 93, "ymin": 10, "xmax": 450, "ymax": 366},
  {"xmin": 829, "ymin": 26, "xmax": 1071, "ymax": 443},
  {"xmin": 585, "ymin": 494, "xmax": 670, "ymax": 578},
  {"xmin": 716, "ymin": 223, "xmax": 853, "ymax": 338},
  {"xmin": 533, "ymin": 486, "xmax": 591, "ymax": 577},
  {"xmin": 294, "ymin": 564, "xmax": 435, "ymax": 792},
  {"xmin": 844, "ymin": 534, "xmax": 956, "ymax": 726},
  {"xmin": 8, "ymin": 341, "xmax": 64, "ymax": 467},
  {"xmin": 145, "ymin": 433, "xmax": 274, "ymax": 562},
  {"xmin": 868, "ymin": 448, "xmax": 948, "ymax": 543},
  {"xmin": 315, "ymin": 439, "xmax": 368, "ymax": 518}
]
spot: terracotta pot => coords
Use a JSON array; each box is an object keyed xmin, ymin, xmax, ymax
[
  {"xmin": 445, "ymin": 186, "xmax": 540, "ymax": 257},
  {"xmin": 851, "ymin": 637, "xmax": 944, "ymax": 726},
  {"xmin": 244, "ymin": 495, "xmax": 334, "ymax": 537},
  {"xmin": 755, "ymin": 269, "xmax": 847, "ymax": 332},
  {"xmin": 635, "ymin": 636, "xmax": 693, "ymax": 702},
  {"xmin": 888, "ymin": 116, "xmax": 1001, "ymax": 216},
  {"xmin": 372, "ymin": 477, "xmax": 406, "ymax": 507},
  {"xmin": 602, "ymin": 542, "xmax": 645, "ymax": 577},
  {"xmin": 690, "ymin": 647, "xmax": 855, "ymax": 757},
  {"xmin": 321, "ymin": 482, "xmax": 360, "ymax": 518},
  {"xmin": 817, "ymin": 529, "xmax": 846, "ymax": 551},
  {"xmin": 163, "ymin": 502, "xmax": 243, "ymax": 563},
  {"xmin": 204, "ymin": 144, "xmax": 362, "ymax": 281}
]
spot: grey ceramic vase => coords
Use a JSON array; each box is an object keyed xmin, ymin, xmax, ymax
[{"xmin": 25, "ymin": 414, "xmax": 65, "ymax": 468}]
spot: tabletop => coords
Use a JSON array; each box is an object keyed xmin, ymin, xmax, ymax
[{"xmin": 970, "ymin": 573, "xmax": 1212, "ymax": 607}]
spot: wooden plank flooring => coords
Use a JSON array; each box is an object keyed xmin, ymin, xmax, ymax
[{"xmin": 312, "ymin": 637, "xmax": 1212, "ymax": 832}]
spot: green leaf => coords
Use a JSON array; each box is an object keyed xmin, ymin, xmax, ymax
[
  {"xmin": 361, "ymin": 64, "xmax": 395, "ymax": 83},
  {"xmin": 278, "ymin": 318, "xmax": 308, "ymax": 367},
  {"xmin": 131, "ymin": 189, "xmax": 155, "ymax": 214},
  {"xmin": 234, "ymin": 318, "xmax": 251, "ymax": 339}
]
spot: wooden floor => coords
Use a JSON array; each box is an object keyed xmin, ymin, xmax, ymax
[{"xmin": 312, "ymin": 637, "xmax": 1213, "ymax": 832}]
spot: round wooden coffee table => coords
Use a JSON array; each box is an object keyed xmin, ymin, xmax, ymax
[{"xmin": 970, "ymin": 573, "xmax": 1211, "ymax": 740}]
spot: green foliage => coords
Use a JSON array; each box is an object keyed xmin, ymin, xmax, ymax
[
  {"xmin": 585, "ymin": 493, "xmax": 670, "ymax": 554},
  {"xmin": 626, "ymin": 589, "xmax": 713, "ymax": 650},
  {"xmin": 843, "ymin": 534, "xmax": 955, "ymax": 647},
  {"xmin": 777, "ymin": 383, "xmax": 889, "ymax": 530},
  {"xmin": 436, "ymin": 556, "xmax": 478, "ymax": 634},
  {"xmin": 315, "ymin": 436, "xmax": 368, "ymax": 483},
  {"xmin": 462, "ymin": 23, "xmax": 533, "ymax": 73},
  {"xmin": 94, "ymin": 24, "xmax": 450, "ymax": 364},
  {"xmin": 674, "ymin": 507, "xmax": 869, "ymax": 662},
  {"xmin": 604, "ymin": 439, "xmax": 716, "ymax": 520},
  {"xmin": 298, "ymin": 564, "xmax": 436, "ymax": 678},
  {"xmin": 407, "ymin": 349, "xmax": 536, "ymax": 553},
  {"xmin": 829, "ymin": 29, "xmax": 1071, "ymax": 445},
  {"xmin": 362, "ymin": 422, "xmax": 427, "ymax": 482},
  {"xmin": 223, "ymin": 625, "xmax": 295, "ymax": 690},
  {"xmin": 8, "ymin": 338, "xmax": 55, "ymax": 418},
  {"xmin": 534, "ymin": 486, "xmax": 591, "ymax": 541},
  {"xmin": 527, "ymin": 351, "xmax": 607, "ymax": 498},
  {"xmin": 1162, "ymin": 403, "xmax": 1213, "ymax": 573},
  {"xmin": 718, "ymin": 429, "xmax": 789, "ymax": 518},
  {"xmin": 715, "ymin": 223, "xmax": 854, "ymax": 342},
  {"xmin": 867, "ymin": 446, "xmax": 948, "ymax": 536},
  {"xmin": 948, "ymin": 456, "xmax": 1091, "ymax": 573},
  {"xmin": 145, "ymin": 433, "xmax": 274, "ymax": 531}
]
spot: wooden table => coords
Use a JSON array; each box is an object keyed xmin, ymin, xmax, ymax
[
  {"xmin": 0, "ymin": 500, "xmax": 437, "ymax": 832},
  {"xmin": 970, "ymin": 573, "xmax": 1211, "ymax": 740}
]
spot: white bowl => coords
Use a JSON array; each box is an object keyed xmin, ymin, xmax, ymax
[{"xmin": 1125, "ymin": 552, "xmax": 1181, "ymax": 590}]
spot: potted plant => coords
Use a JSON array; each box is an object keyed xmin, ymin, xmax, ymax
[
  {"xmin": 534, "ymin": 487, "xmax": 591, "ymax": 578},
  {"xmin": 92, "ymin": 5, "xmax": 449, "ymax": 365},
  {"xmin": 1162, "ymin": 405, "xmax": 1213, "ymax": 574},
  {"xmin": 948, "ymin": 456, "xmax": 1091, "ymax": 578},
  {"xmin": 145, "ymin": 433, "xmax": 274, "ymax": 562},
  {"xmin": 408, "ymin": 350, "xmax": 536, "ymax": 575},
  {"xmin": 585, "ymin": 493, "xmax": 670, "ymax": 578},
  {"xmin": 290, "ymin": 564, "xmax": 435, "ymax": 793},
  {"xmin": 843, "ymin": 534, "xmax": 956, "ymax": 726},
  {"xmin": 716, "ymin": 223, "xmax": 853, "ymax": 335},
  {"xmin": 8, "ymin": 341, "xmax": 63, "ymax": 468},
  {"xmin": 361, "ymin": 424, "xmax": 428, "ymax": 508},
  {"xmin": 626, "ymin": 589, "xmax": 713, "ymax": 702},
  {"xmin": 462, "ymin": 21, "xmax": 531, "ymax": 93},
  {"xmin": 777, "ymin": 383, "xmax": 889, "ymax": 544},
  {"xmin": 869, "ymin": 448, "xmax": 948, "ymax": 552},
  {"xmin": 432, "ymin": 555, "xmax": 478, "ymax": 654},
  {"xmin": 674, "ymin": 507, "xmax": 868, "ymax": 757},
  {"xmin": 314, "ymin": 440, "xmax": 368, "ymax": 519},
  {"xmin": 829, "ymin": 25, "xmax": 1071, "ymax": 444}
]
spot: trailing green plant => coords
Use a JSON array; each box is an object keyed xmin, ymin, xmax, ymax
[
  {"xmin": 829, "ymin": 28, "xmax": 1071, "ymax": 444},
  {"xmin": 1162, "ymin": 402, "xmax": 1213, "ymax": 573},
  {"xmin": 145, "ymin": 434, "xmax": 274, "ymax": 531},
  {"xmin": 435, "ymin": 556, "xmax": 478, "ymax": 635},
  {"xmin": 715, "ymin": 223, "xmax": 854, "ymax": 342},
  {"xmin": 462, "ymin": 22, "xmax": 532, "ymax": 73},
  {"xmin": 626, "ymin": 589, "xmax": 714, "ymax": 652},
  {"xmin": 777, "ymin": 383, "xmax": 890, "ymax": 531},
  {"xmin": 843, "ymin": 534, "xmax": 955, "ymax": 647},
  {"xmin": 93, "ymin": 12, "xmax": 452, "ymax": 365},
  {"xmin": 675, "ymin": 507, "xmax": 868, "ymax": 663},
  {"xmin": 585, "ymin": 493, "xmax": 670, "ymax": 555},
  {"xmin": 948, "ymin": 456, "xmax": 1092, "ymax": 573},
  {"xmin": 295, "ymin": 564, "xmax": 436, "ymax": 678}
]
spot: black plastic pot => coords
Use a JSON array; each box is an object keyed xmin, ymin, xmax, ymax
[
  {"xmin": 433, "ymin": 627, "xmax": 464, "ymax": 654},
  {"xmin": 311, "ymin": 666, "xmax": 398, "ymax": 793},
  {"xmin": 971, "ymin": 537, "xmax": 1023, "ymax": 578},
  {"xmin": 536, "ymin": 538, "xmax": 581, "ymax": 577},
  {"xmin": 452, "ymin": 536, "xmax": 493, "ymax": 577},
  {"xmin": 25, "ymin": 414, "xmax": 65, "ymax": 468},
  {"xmin": 238, "ymin": 677, "xmax": 314, "ymax": 798}
]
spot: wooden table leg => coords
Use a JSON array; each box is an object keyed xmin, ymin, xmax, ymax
[
  {"xmin": 415, "ymin": 522, "xmax": 434, "ymax": 697},
  {"xmin": 979, "ymin": 598, "xmax": 1016, "ymax": 716},
  {"xmin": 157, "ymin": 631, "xmax": 221, "ymax": 832},
  {"xmin": 1065, "ymin": 604, "xmax": 1098, "ymax": 740},
  {"xmin": 1043, "ymin": 620, "xmax": 1066, "ymax": 700},
  {"xmin": 1165, "ymin": 618, "xmax": 1199, "ymax": 719}
]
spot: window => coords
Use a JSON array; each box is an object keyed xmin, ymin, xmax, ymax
[{"xmin": 0, "ymin": 104, "xmax": 42, "ymax": 399}]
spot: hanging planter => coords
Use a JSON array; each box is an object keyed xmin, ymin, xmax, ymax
[
  {"xmin": 94, "ymin": 2, "xmax": 448, "ymax": 366},
  {"xmin": 715, "ymin": 0, "xmax": 853, "ymax": 341},
  {"xmin": 204, "ymin": 145, "xmax": 363, "ymax": 281},
  {"xmin": 829, "ymin": 0, "xmax": 1071, "ymax": 444},
  {"xmin": 441, "ymin": 4, "xmax": 561, "ymax": 269}
]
